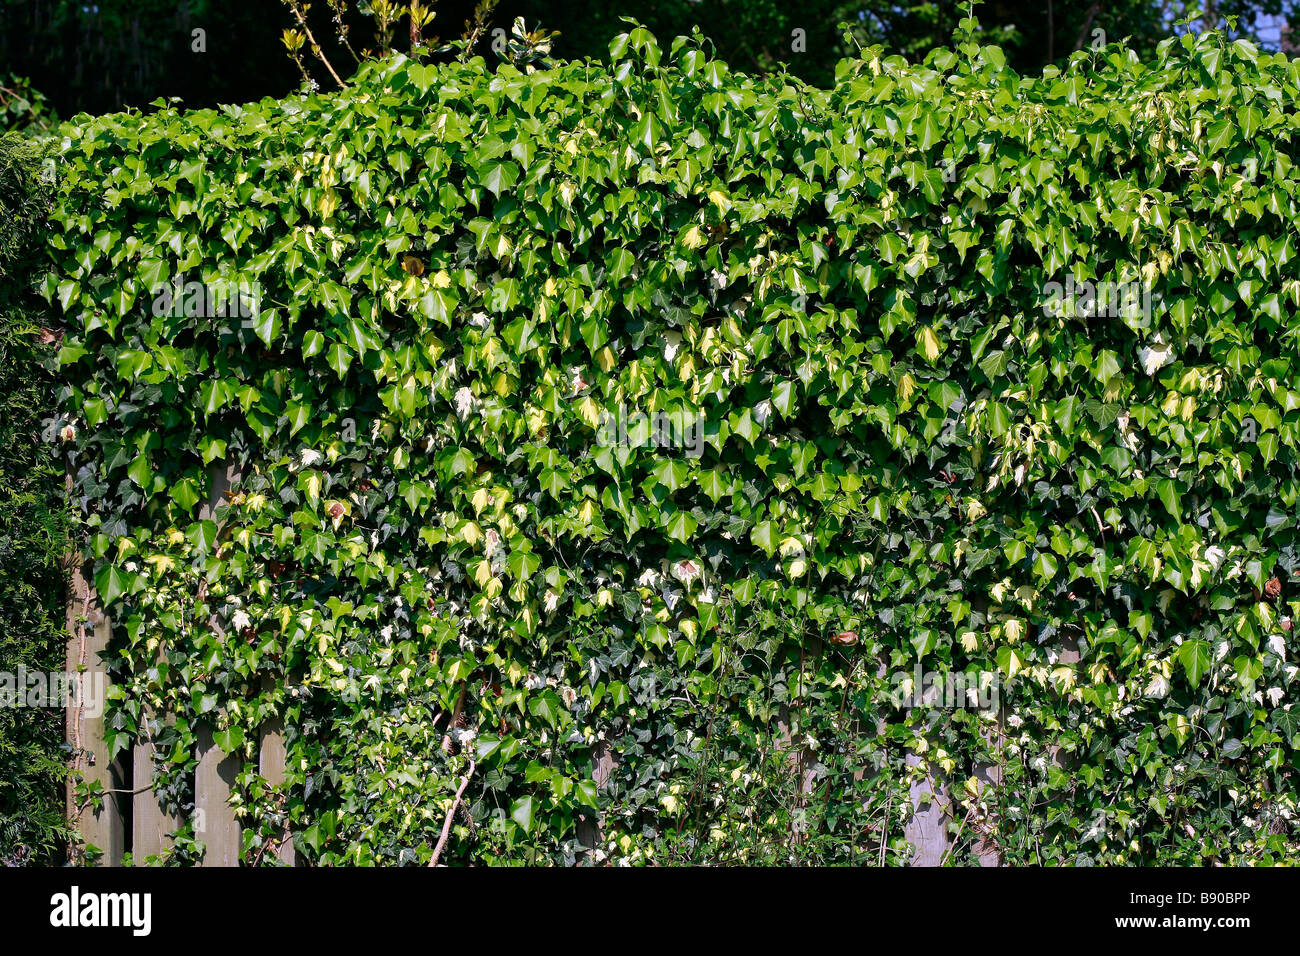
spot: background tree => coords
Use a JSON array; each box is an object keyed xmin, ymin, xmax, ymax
[{"xmin": 1, "ymin": 0, "xmax": 1297, "ymax": 115}]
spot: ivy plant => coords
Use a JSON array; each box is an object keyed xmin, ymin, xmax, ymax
[{"xmin": 43, "ymin": 20, "xmax": 1300, "ymax": 864}]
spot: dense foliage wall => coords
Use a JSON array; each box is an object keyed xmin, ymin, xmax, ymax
[
  {"xmin": 45, "ymin": 22, "xmax": 1300, "ymax": 864},
  {"xmin": 0, "ymin": 132, "xmax": 70, "ymax": 864}
]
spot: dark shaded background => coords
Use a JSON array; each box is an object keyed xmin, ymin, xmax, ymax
[{"xmin": 1, "ymin": 1, "xmax": 1298, "ymax": 126}]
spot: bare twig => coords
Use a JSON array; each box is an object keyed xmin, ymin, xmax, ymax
[
  {"xmin": 460, "ymin": 0, "xmax": 501, "ymax": 59},
  {"xmin": 879, "ymin": 787, "xmax": 893, "ymax": 867},
  {"xmin": 283, "ymin": 0, "xmax": 348, "ymax": 89},
  {"xmin": 326, "ymin": 0, "xmax": 362, "ymax": 63},
  {"xmin": 428, "ymin": 760, "xmax": 477, "ymax": 866}
]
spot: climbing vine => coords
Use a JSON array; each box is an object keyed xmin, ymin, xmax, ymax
[{"xmin": 44, "ymin": 20, "xmax": 1300, "ymax": 864}]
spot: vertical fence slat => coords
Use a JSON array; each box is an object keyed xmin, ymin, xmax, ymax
[
  {"xmin": 193, "ymin": 459, "xmax": 242, "ymax": 866},
  {"xmin": 972, "ymin": 717, "xmax": 1004, "ymax": 867},
  {"xmin": 65, "ymin": 550, "xmax": 126, "ymax": 865},
  {"xmin": 776, "ymin": 703, "xmax": 819, "ymax": 847},
  {"xmin": 258, "ymin": 717, "xmax": 295, "ymax": 865},
  {"xmin": 904, "ymin": 751, "xmax": 950, "ymax": 866},
  {"xmin": 131, "ymin": 723, "xmax": 179, "ymax": 860},
  {"xmin": 195, "ymin": 725, "xmax": 241, "ymax": 866},
  {"xmin": 575, "ymin": 740, "xmax": 617, "ymax": 859},
  {"xmin": 1047, "ymin": 636, "xmax": 1081, "ymax": 777},
  {"xmin": 905, "ymin": 670, "xmax": 951, "ymax": 866}
]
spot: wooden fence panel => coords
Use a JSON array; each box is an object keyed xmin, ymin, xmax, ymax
[{"xmin": 67, "ymin": 459, "xmax": 255, "ymax": 865}]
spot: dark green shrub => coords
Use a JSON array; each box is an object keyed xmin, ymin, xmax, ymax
[
  {"xmin": 0, "ymin": 76, "xmax": 56, "ymax": 135},
  {"xmin": 0, "ymin": 131, "xmax": 70, "ymax": 865}
]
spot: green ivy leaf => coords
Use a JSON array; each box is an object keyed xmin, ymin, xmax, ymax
[
  {"xmin": 1178, "ymin": 639, "xmax": 1213, "ymax": 686},
  {"xmin": 94, "ymin": 564, "xmax": 128, "ymax": 605},
  {"xmin": 510, "ymin": 795, "xmax": 535, "ymax": 833}
]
